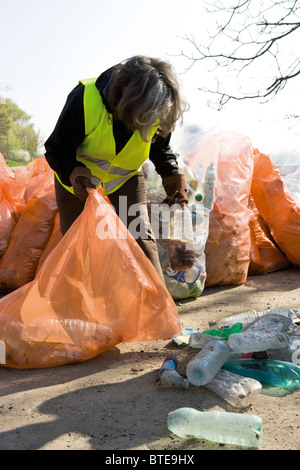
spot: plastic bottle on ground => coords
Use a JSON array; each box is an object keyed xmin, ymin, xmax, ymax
[
  {"xmin": 222, "ymin": 359, "xmax": 300, "ymax": 389},
  {"xmin": 167, "ymin": 407, "xmax": 263, "ymax": 447},
  {"xmin": 158, "ymin": 354, "xmax": 178, "ymax": 377},
  {"xmin": 189, "ymin": 332, "xmax": 225, "ymax": 348},
  {"xmin": 209, "ymin": 307, "xmax": 299, "ymax": 329},
  {"xmin": 228, "ymin": 312, "xmax": 295, "ymax": 353},
  {"xmin": 202, "ymin": 322, "xmax": 243, "ymax": 339},
  {"xmin": 157, "ymin": 354, "xmax": 189, "ymax": 390},
  {"xmin": 266, "ymin": 344, "xmax": 298, "ymax": 362},
  {"xmin": 186, "ymin": 340, "xmax": 229, "ymax": 386},
  {"xmin": 228, "ymin": 328, "xmax": 290, "ymax": 353},
  {"xmin": 168, "ymin": 205, "xmax": 195, "ymax": 271},
  {"xmin": 203, "ymin": 369, "xmax": 262, "ymax": 408}
]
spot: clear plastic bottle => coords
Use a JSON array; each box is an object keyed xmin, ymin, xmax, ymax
[
  {"xmin": 222, "ymin": 359, "xmax": 300, "ymax": 389},
  {"xmin": 203, "ymin": 162, "xmax": 216, "ymax": 210},
  {"xmin": 209, "ymin": 307, "xmax": 298, "ymax": 329},
  {"xmin": 168, "ymin": 204, "xmax": 195, "ymax": 271},
  {"xmin": 158, "ymin": 370, "xmax": 190, "ymax": 389},
  {"xmin": 189, "ymin": 324, "xmax": 243, "ymax": 349},
  {"xmin": 186, "ymin": 340, "xmax": 229, "ymax": 386},
  {"xmin": 167, "ymin": 407, "xmax": 263, "ymax": 447},
  {"xmin": 203, "ymin": 369, "xmax": 262, "ymax": 408},
  {"xmin": 228, "ymin": 311, "xmax": 294, "ymax": 353},
  {"xmin": 266, "ymin": 344, "xmax": 298, "ymax": 362},
  {"xmin": 158, "ymin": 354, "xmax": 189, "ymax": 389},
  {"xmin": 228, "ymin": 328, "xmax": 290, "ymax": 353},
  {"xmin": 189, "ymin": 332, "xmax": 225, "ymax": 348}
]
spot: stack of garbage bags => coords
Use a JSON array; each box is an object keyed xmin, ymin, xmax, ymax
[
  {"xmin": 1, "ymin": 130, "xmax": 299, "ymax": 303},
  {"xmin": 0, "ymin": 154, "xmax": 181, "ymax": 369},
  {"xmin": 166, "ymin": 131, "xmax": 300, "ymax": 291}
]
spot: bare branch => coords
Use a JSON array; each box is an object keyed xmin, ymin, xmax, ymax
[{"xmin": 179, "ymin": 0, "xmax": 300, "ymax": 108}]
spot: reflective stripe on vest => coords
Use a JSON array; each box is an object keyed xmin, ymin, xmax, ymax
[{"xmin": 56, "ymin": 78, "xmax": 158, "ymax": 196}]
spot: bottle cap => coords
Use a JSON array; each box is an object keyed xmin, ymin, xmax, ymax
[{"xmin": 195, "ymin": 194, "xmax": 203, "ymax": 202}]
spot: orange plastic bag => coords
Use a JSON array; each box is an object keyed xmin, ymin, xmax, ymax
[
  {"xmin": 0, "ymin": 166, "xmax": 57, "ymax": 293},
  {"xmin": 13, "ymin": 156, "xmax": 50, "ymax": 205},
  {"xmin": 0, "ymin": 155, "xmax": 16, "ymax": 258},
  {"xmin": 204, "ymin": 132, "xmax": 254, "ymax": 286},
  {"xmin": 248, "ymin": 195, "xmax": 291, "ymax": 274},
  {"xmin": 35, "ymin": 212, "xmax": 62, "ymax": 275},
  {"xmin": 0, "ymin": 153, "xmax": 26, "ymax": 257},
  {"xmin": 0, "ymin": 189, "xmax": 181, "ymax": 369},
  {"xmin": 251, "ymin": 150, "xmax": 300, "ymax": 266}
]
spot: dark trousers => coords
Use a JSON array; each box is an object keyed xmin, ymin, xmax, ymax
[{"xmin": 55, "ymin": 172, "xmax": 165, "ymax": 282}]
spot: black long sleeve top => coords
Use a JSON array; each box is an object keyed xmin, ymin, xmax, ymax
[{"xmin": 44, "ymin": 66, "xmax": 180, "ymax": 187}]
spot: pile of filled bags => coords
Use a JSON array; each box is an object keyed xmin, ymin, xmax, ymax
[
  {"xmin": 0, "ymin": 129, "xmax": 299, "ymax": 369},
  {"xmin": 201, "ymin": 132, "xmax": 300, "ymax": 286},
  {"xmin": 0, "ymin": 154, "xmax": 181, "ymax": 369},
  {"xmin": 145, "ymin": 131, "xmax": 299, "ymax": 293}
]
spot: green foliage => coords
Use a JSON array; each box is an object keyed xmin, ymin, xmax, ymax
[
  {"xmin": 0, "ymin": 99, "xmax": 40, "ymax": 162},
  {"xmin": 6, "ymin": 160, "xmax": 28, "ymax": 167}
]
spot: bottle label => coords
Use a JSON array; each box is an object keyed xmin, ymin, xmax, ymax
[{"xmin": 164, "ymin": 264, "xmax": 202, "ymax": 285}]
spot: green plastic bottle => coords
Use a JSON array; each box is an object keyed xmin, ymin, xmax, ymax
[{"xmin": 202, "ymin": 322, "xmax": 243, "ymax": 339}]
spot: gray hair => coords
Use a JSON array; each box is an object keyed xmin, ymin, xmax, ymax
[{"xmin": 107, "ymin": 56, "xmax": 189, "ymax": 142}]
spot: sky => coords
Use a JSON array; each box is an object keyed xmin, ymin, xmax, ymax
[{"xmin": 1, "ymin": 0, "xmax": 300, "ymax": 164}]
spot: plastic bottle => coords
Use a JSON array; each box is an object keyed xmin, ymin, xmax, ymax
[
  {"xmin": 186, "ymin": 340, "xmax": 230, "ymax": 386},
  {"xmin": 222, "ymin": 359, "xmax": 300, "ymax": 389},
  {"xmin": 266, "ymin": 344, "xmax": 298, "ymax": 362},
  {"xmin": 168, "ymin": 204, "xmax": 195, "ymax": 271},
  {"xmin": 228, "ymin": 328, "xmax": 290, "ymax": 353},
  {"xmin": 202, "ymin": 322, "xmax": 243, "ymax": 339},
  {"xmin": 189, "ymin": 332, "xmax": 225, "ymax": 348},
  {"xmin": 167, "ymin": 407, "xmax": 263, "ymax": 447},
  {"xmin": 228, "ymin": 312, "xmax": 295, "ymax": 353},
  {"xmin": 158, "ymin": 354, "xmax": 178, "ymax": 377},
  {"xmin": 157, "ymin": 354, "xmax": 189, "ymax": 390},
  {"xmin": 203, "ymin": 162, "xmax": 216, "ymax": 210},
  {"xmin": 208, "ymin": 307, "xmax": 298, "ymax": 329},
  {"xmin": 203, "ymin": 369, "xmax": 262, "ymax": 408}
]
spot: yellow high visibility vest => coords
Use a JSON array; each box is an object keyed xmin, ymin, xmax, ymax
[{"xmin": 56, "ymin": 78, "xmax": 158, "ymax": 195}]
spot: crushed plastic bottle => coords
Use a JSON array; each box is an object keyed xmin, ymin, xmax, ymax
[
  {"xmin": 168, "ymin": 407, "xmax": 263, "ymax": 447},
  {"xmin": 203, "ymin": 369, "xmax": 262, "ymax": 408},
  {"xmin": 222, "ymin": 359, "xmax": 300, "ymax": 389},
  {"xmin": 228, "ymin": 313, "xmax": 294, "ymax": 353},
  {"xmin": 189, "ymin": 331, "xmax": 226, "ymax": 348},
  {"xmin": 228, "ymin": 329, "xmax": 290, "ymax": 353},
  {"xmin": 168, "ymin": 205, "xmax": 195, "ymax": 271},
  {"xmin": 209, "ymin": 307, "xmax": 299, "ymax": 329},
  {"xmin": 186, "ymin": 340, "xmax": 229, "ymax": 386},
  {"xmin": 157, "ymin": 354, "xmax": 189, "ymax": 390},
  {"xmin": 189, "ymin": 323, "xmax": 242, "ymax": 349},
  {"xmin": 266, "ymin": 344, "xmax": 298, "ymax": 362}
]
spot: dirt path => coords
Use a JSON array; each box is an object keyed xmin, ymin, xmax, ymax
[{"xmin": 0, "ymin": 267, "xmax": 299, "ymax": 451}]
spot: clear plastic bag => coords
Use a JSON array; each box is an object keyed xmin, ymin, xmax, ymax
[{"xmin": 143, "ymin": 135, "xmax": 216, "ymax": 300}]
